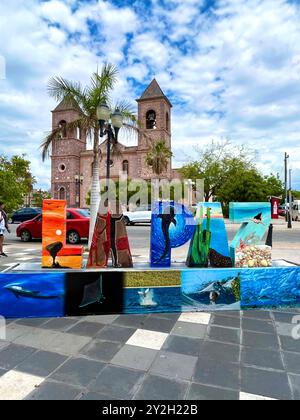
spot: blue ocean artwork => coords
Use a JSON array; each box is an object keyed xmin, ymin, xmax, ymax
[
  {"xmin": 229, "ymin": 202, "xmax": 271, "ymax": 225},
  {"xmin": 202, "ymin": 203, "xmax": 231, "ymax": 259},
  {"xmin": 181, "ymin": 269, "xmax": 241, "ymax": 311},
  {"xmin": 150, "ymin": 201, "xmax": 195, "ymax": 267},
  {"xmin": 124, "ymin": 286, "xmax": 182, "ymax": 314},
  {"xmin": 0, "ymin": 273, "xmax": 65, "ymax": 318},
  {"xmin": 241, "ymin": 267, "xmax": 300, "ymax": 310}
]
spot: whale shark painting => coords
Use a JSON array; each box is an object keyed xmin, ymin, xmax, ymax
[{"xmin": 0, "ymin": 273, "xmax": 64, "ymax": 318}]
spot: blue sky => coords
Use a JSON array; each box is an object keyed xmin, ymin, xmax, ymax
[{"xmin": 0, "ymin": 0, "xmax": 300, "ymax": 190}]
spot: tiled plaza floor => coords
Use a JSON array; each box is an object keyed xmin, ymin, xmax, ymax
[{"xmin": 0, "ymin": 309, "xmax": 299, "ymax": 400}]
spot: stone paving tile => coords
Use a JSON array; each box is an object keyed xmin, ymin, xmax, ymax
[
  {"xmin": 187, "ymin": 383, "xmax": 239, "ymax": 400},
  {"xmin": 5, "ymin": 324, "xmax": 34, "ymax": 342},
  {"xmin": 42, "ymin": 318, "xmax": 79, "ymax": 332},
  {"xmin": 275, "ymin": 322, "xmax": 296, "ymax": 337},
  {"xmin": 134, "ymin": 374, "xmax": 188, "ymax": 400},
  {"xmin": 241, "ymin": 367, "xmax": 292, "ymax": 400},
  {"xmin": 84, "ymin": 314, "xmax": 120, "ymax": 324},
  {"xmin": 0, "ymin": 344, "xmax": 36, "ymax": 370},
  {"xmin": 15, "ymin": 318, "xmax": 50, "ymax": 328},
  {"xmin": 111, "ymin": 345, "xmax": 157, "ymax": 371},
  {"xmin": 126, "ymin": 329, "xmax": 168, "ymax": 350},
  {"xmin": 113, "ymin": 314, "xmax": 148, "ymax": 329},
  {"xmin": 279, "ymin": 336, "xmax": 300, "ymax": 353},
  {"xmin": 241, "ymin": 347, "xmax": 284, "ymax": 371},
  {"xmin": 201, "ymin": 341, "xmax": 240, "ymax": 364},
  {"xmin": 0, "ymin": 370, "xmax": 44, "ymax": 400},
  {"xmin": 288, "ymin": 374, "xmax": 300, "ymax": 400},
  {"xmin": 216, "ymin": 311, "xmax": 241, "ymax": 319},
  {"xmin": 79, "ymin": 339, "xmax": 123, "ymax": 362},
  {"xmin": 77, "ymin": 391, "xmax": 118, "ymax": 400},
  {"xmin": 162, "ymin": 335, "xmax": 204, "ymax": 357},
  {"xmin": 148, "ymin": 313, "xmax": 180, "ymax": 322},
  {"xmin": 14, "ymin": 329, "xmax": 91, "ymax": 356},
  {"xmin": 242, "ymin": 331, "xmax": 280, "ymax": 350},
  {"xmin": 283, "ymin": 352, "xmax": 300, "ymax": 375},
  {"xmin": 171, "ymin": 322, "xmax": 207, "ymax": 339},
  {"xmin": 211, "ymin": 315, "xmax": 241, "ymax": 329},
  {"xmin": 26, "ymin": 380, "xmax": 81, "ymax": 400},
  {"xmin": 208, "ymin": 326, "xmax": 240, "ymax": 345},
  {"xmin": 15, "ymin": 350, "xmax": 67, "ymax": 377},
  {"xmin": 150, "ymin": 351, "xmax": 197, "ymax": 380},
  {"xmin": 242, "ymin": 318, "xmax": 276, "ymax": 334},
  {"xmin": 50, "ymin": 357, "xmax": 105, "ymax": 387},
  {"xmin": 193, "ymin": 357, "xmax": 240, "ymax": 390},
  {"xmin": 242, "ymin": 310, "xmax": 272, "ymax": 320},
  {"xmin": 141, "ymin": 316, "xmax": 177, "ymax": 333},
  {"xmin": 0, "ymin": 368, "xmax": 7, "ymax": 377},
  {"xmin": 272, "ymin": 312, "xmax": 296, "ymax": 324},
  {"xmin": 239, "ymin": 392, "xmax": 276, "ymax": 401},
  {"xmin": 66, "ymin": 321, "xmax": 105, "ymax": 337},
  {"xmin": 89, "ymin": 365, "xmax": 144, "ymax": 399},
  {"xmin": 178, "ymin": 312, "xmax": 211, "ymax": 325},
  {"xmin": 95, "ymin": 325, "xmax": 136, "ymax": 343},
  {"xmin": 0, "ymin": 340, "xmax": 9, "ymax": 351}
]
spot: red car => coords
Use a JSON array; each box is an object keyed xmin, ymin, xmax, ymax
[{"xmin": 16, "ymin": 208, "xmax": 90, "ymax": 244}]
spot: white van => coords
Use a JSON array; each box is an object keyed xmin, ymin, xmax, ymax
[{"xmin": 291, "ymin": 200, "xmax": 300, "ymax": 221}]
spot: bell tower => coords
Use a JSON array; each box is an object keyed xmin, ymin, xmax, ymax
[
  {"xmin": 51, "ymin": 98, "xmax": 86, "ymax": 207},
  {"xmin": 136, "ymin": 79, "xmax": 172, "ymax": 179}
]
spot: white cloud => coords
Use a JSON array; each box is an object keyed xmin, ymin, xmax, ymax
[{"xmin": 0, "ymin": 0, "xmax": 300, "ymax": 190}]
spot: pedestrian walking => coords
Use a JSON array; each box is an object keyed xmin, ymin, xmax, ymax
[{"xmin": 0, "ymin": 201, "xmax": 10, "ymax": 257}]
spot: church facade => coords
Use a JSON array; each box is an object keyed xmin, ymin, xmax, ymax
[{"xmin": 50, "ymin": 79, "xmax": 177, "ymax": 207}]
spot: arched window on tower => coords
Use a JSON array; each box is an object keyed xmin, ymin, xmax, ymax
[
  {"xmin": 146, "ymin": 110, "xmax": 157, "ymax": 130},
  {"xmin": 59, "ymin": 187, "xmax": 66, "ymax": 200},
  {"xmin": 122, "ymin": 160, "xmax": 129, "ymax": 175},
  {"xmin": 59, "ymin": 120, "xmax": 67, "ymax": 138},
  {"xmin": 166, "ymin": 112, "xmax": 170, "ymax": 132}
]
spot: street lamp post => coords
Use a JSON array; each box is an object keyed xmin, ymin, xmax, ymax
[
  {"xmin": 96, "ymin": 103, "xmax": 123, "ymax": 198},
  {"xmin": 74, "ymin": 174, "xmax": 84, "ymax": 208}
]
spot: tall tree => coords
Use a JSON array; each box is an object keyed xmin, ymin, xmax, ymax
[
  {"xmin": 145, "ymin": 140, "xmax": 173, "ymax": 200},
  {"xmin": 0, "ymin": 155, "xmax": 36, "ymax": 214},
  {"xmin": 41, "ymin": 64, "xmax": 137, "ymax": 246}
]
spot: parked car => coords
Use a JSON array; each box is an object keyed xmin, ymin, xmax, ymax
[
  {"xmin": 123, "ymin": 205, "xmax": 152, "ymax": 225},
  {"xmin": 16, "ymin": 208, "xmax": 90, "ymax": 244},
  {"xmin": 10, "ymin": 207, "xmax": 42, "ymax": 223},
  {"xmin": 278, "ymin": 205, "xmax": 287, "ymax": 217}
]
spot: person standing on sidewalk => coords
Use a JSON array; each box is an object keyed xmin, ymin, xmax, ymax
[{"xmin": 0, "ymin": 202, "xmax": 10, "ymax": 257}]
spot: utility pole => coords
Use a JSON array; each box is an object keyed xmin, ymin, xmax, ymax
[
  {"xmin": 288, "ymin": 169, "xmax": 293, "ymax": 229},
  {"xmin": 284, "ymin": 152, "xmax": 289, "ymax": 222}
]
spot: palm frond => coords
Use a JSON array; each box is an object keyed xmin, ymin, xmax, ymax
[
  {"xmin": 88, "ymin": 63, "xmax": 118, "ymax": 108},
  {"xmin": 40, "ymin": 127, "xmax": 62, "ymax": 161},
  {"xmin": 47, "ymin": 77, "xmax": 87, "ymax": 106}
]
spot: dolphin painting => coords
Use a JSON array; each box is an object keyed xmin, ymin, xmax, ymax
[
  {"xmin": 4, "ymin": 285, "xmax": 59, "ymax": 300},
  {"xmin": 157, "ymin": 205, "xmax": 177, "ymax": 262}
]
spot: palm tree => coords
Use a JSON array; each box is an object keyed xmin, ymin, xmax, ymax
[
  {"xmin": 145, "ymin": 140, "xmax": 173, "ymax": 201},
  {"xmin": 41, "ymin": 63, "xmax": 137, "ymax": 247}
]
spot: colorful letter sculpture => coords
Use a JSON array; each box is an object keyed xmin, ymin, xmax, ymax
[
  {"xmin": 187, "ymin": 203, "xmax": 232, "ymax": 268},
  {"xmin": 87, "ymin": 212, "xmax": 133, "ymax": 268},
  {"xmin": 42, "ymin": 200, "xmax": 83, "ymax": 269},
  {"xmin": 230, "ymin": 202, "xmax": 272, "ymax": 267},
  {"xmin": 150, "ymin": 201, "xmax": 195, "ymax": 267}
]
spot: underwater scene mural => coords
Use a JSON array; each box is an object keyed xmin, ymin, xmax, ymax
[
  {"xmin": 150, "ymin": 201, "xmax": 195, "ymax": 267},
  {"xmin": 181, "ymin": 269, "xmax": 241, "ymax": 311},
  {"xmin": 241, "ymin": 267, "xmax": 300, "ymax": 310},
  {"xmin": 0, "ymin": 273, "xmax": 64, "ymax": 318},
  {"xmin": 123, "ymin": 271, "xmax": 182, "ymax": 314}
]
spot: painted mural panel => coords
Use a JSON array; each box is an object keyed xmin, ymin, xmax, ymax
[
  {"xmin": 65, "ymin": 272, "xmax": 124, "ymax": 316},
  {"xmin": 87, "ymin": 212, "xmax": 133, "ymax": 268},
  {"xmin": 241, "ymin": 267, "xmax": 300, "ymax": 310},
  {"xmin": 187, "ymin": 203, "xmax": 232, "ymax": 268},
  {"xmin": 123, "ymin": 271, "xmax": 182, "ymax": 314},
  {"xmin": 229, "ymin": 202, "xmax": 271, "ymax": 225},
  {"xmin": 42, "ymin": 200, "xmax": 83, "ymax": 269},
  {"xmin": 181, "ymin": 269, "xmax": 241, "ymax": 311},
  {"xmin": 150, "ymin": 201, "xmax": 195, "ymax": 267},
  {"xmin": 0, "ymin": 273, "xmax": 64, "ymax": 318}
]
